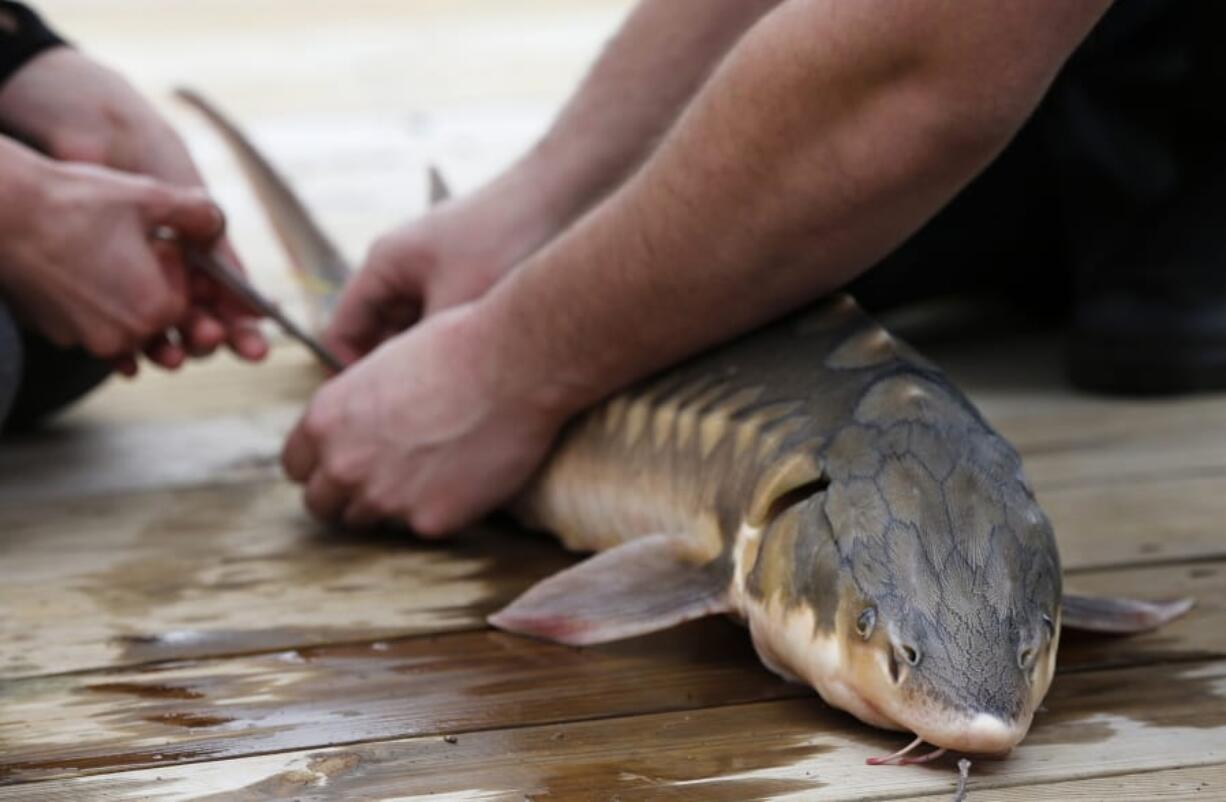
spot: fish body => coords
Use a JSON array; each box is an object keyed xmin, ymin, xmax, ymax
[
  {"xmin": 182, "ymin": 89, "xmax": 1193, "ymax": 757},
  {"xmin": 501, "ymin": 294, "xmax": 1061, "ymax": 753}
]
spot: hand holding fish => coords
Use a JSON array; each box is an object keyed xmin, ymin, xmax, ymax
[
  {"xmin": 326, "ymin": 168, "xmax": 566, "ymax": 365},
  {"xmin": 284, "ymin": 304, "xmax": 567, "ymax": 535},
  {"xmin": 0, "ymin": 47, "xmax": 266, "ymax": 367}
]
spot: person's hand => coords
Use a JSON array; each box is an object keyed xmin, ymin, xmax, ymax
[
  {"xmin": 0, "ymin": 140, "xmax": 228, "ymax": 370},
  {"xmin": 283, "ymin": 303, "xmax": 567, "ymax": 536},
  {"xmin": 326, "ymin": 170, "xmax": 563, "ymax": 365},
  {"xmin": 0, "ymin": 47, "xmax": 266, "ymax": 364}
]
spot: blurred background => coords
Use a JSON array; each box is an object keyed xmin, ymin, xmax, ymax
[{"xmin": 38, "ymin": 0, "xmax": 633, "ymax": 319}]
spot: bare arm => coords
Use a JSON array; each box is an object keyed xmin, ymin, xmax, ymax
[
  {"xmin": 0, "ymin": 47, "xmax": 268, "ymax": 368},
  {"xmin": 478, "ymin": 0, "xmax": 1113, "ymax": 414},
  {"xmin": 520, "ymin": 0, "xmax": 786, "ymax": 226},
  {"xmin": 287, "ymin": 0, "xmax": 1114, "ymax": 535},
  {"xmin": 0, "ymin": 136, "xmax": 228, "ymax": 364},
  {"xmin": 328, "ymin": 0, "xmax": 782, "ymax": 358}
]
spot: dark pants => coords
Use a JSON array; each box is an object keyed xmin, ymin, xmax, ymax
[
  {"xmin": 0, "ymin": 301, "xmax": 110, "ymax": 432},
  {"xmin": 851, "ymin": 0, "xmax": 1226, "ymax": 320},
  {"xmin": 0, "ymin": 300, "xmax": 20, "ymax": 426}
]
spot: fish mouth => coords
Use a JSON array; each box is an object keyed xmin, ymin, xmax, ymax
[
  {"xmin": 867, "ymin": 707, "xmax": 1030, "ymax": 762},
  {"xmin": 845, "ymin": 682, "xmax": 1030, "ymax": 758},
  {"xmin": 841, "ymin": 653, "xmax": 1033, "ymax": 757}
]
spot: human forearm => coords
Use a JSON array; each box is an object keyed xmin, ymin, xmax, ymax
[
  {"xmin": 477, "ymin": 0, "xmax": 1112, "ymax": 415},
  {"xmin": 327, "ymin": 0, "xmax": 784, "ymax": 358},
  {"xmin": 0, "ymin": 47, "xmax": 267, "ymax": 362},
  {"xmin": 505, "ymin": 0, "xmax": 783, "ymax": 238},
  {"xmin": 0, "ymin": 133, "xmax": 233, "ymax": 367}
]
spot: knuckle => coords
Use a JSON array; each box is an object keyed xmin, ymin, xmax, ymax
[
  {"xmin": 364, "ymin": 486, "xmax": 400, "ymax": 519},
  {"xmin": 365, "ymin": 236, "xmax": 395, "ymax": 266},
  {"xmin": 410, "ymin": 506, "xmax": 453, "ymax": 540},
  {"xmin": 303, "ymin": 397, "xmax": 340, "ymax": 440},
  {"xmin": 129, "ymin": 285, "xmax": 165, "ymax": 323},
  {"xmin": 354, "ymin": 488, "xmax": 389, "ymax": 520},
  {"xmin": 131, "ymin": 174, "xmax": 167, "ymax": 203},
  {"xmin": 368, "ymin": 233, "xmax": 432, "ymax": 275},
  {"xmin": 139, "ymin": 293, "xmax": 184, "ymax": 331},
  {"xmin": 140, "ymin": 174, "xmax": 171, "ymax": 197},
  {"xmin": 367, "ymin": 235, "xmax": 405, "ymax": 267},
  {"xmin": 85, "ymin": 329, "xmax": 129, "ymax": 359},
  {"xmin": 48, "ymin": 132, "xmax": 107, "ymax": 164},
  {"xmin": 321, "ymin": 451, "xmax": 363, "ymax": 487}
]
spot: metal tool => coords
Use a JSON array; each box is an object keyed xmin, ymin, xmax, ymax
[{"xmin": 182, "ymin": 245, "xmax": 345, "ymax": 372}]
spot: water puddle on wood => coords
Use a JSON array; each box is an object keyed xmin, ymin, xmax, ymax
[
  {"xmin": 85, "ymin": 681, "xmax": 204, "ymax": 700},
  {"xmin": 112, "ymin": 626, "xmax": 402, "ymax": 664}
]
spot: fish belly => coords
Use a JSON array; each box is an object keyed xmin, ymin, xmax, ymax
[{"xmin": 515, "ymin": 395, "xmax": 747, "ymax": 563}]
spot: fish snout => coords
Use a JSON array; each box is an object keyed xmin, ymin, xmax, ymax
[
  {"xmin": 870, "ymin": 633, "xmax": 1037, "ymax": 755},
  {"xmin": 918, "ymin": 711, "xmax": 1030, "ymax": 755}
]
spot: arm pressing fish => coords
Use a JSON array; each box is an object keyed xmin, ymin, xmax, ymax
[{"xmin": 179, "ymin": 89, "xmax": 1192, "ymax": 762}]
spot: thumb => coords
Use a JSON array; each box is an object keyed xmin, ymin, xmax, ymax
[
  {"xmin": 140, "ymin": 182, "xmax": 226, "ymax": 245},
  {"xmin": 326, "ymin": 274, "xmax": 422, "ymax": 365},
  {"xmin": 325, "ymin": 285, "xmax": 385, "ymax": 365}
]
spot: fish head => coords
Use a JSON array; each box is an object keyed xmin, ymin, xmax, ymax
[{"xmin": 744, "ymin": 375, "xmax": 1061, "ymax": 755}]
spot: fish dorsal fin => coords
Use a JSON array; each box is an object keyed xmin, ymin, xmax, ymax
[
  {"xmin": 174, "ymin": 87, "xmax": 352, "ymax": 328},
  {"xmin": 488, "ymin": 534, "xmax": 731, "ymax": 646},
  {"xmin": 428, "ymin": 165, "xmax": 452, "ymax": 206},
  {"xmin": 1061, "ymin": 593, "xmax": 1194, "ymax": 633}
]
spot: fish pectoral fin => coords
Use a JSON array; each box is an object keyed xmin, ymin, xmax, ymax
[
  {"xmin": 488, "ymin": 533, "xmax": 731, "ymax": 646},
  {"xmin": 1061, "ymin": 593, "xmax": 1194, "ymax": 634}
]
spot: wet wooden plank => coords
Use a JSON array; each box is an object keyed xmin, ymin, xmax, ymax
[
  {"xmin": 902, "ymin": 327, "xmax": 1226, "ymax": 491},
  {"xmin": 895, "ymin": 763, "xmax": 1226, "ymax": 801},
  {"xmin": 0, "ymin": 349, "xmax": 317, "ymax": 507},
  {"xmin": 1057, "ymin": 561, "xmax": 1223, "ymax": 669},
  {"xmin": 62, "ymin": 347, "xmax": 322, "ymax": 425},
  {"xmin": 0, "ymin": 481, "xmax": 572, "ymax": 679},
  {"xmin": 1044, "ymin": 473, "xmax": 1226, "ymax": 570},
  {"xmin": 1, "ymin": 459, "xmax": 1221, "ymax": 681},
  {"xmin": 3, "ymin": 659, "xmax": 1224, "ymax": 800},
  {"xmin": 0, "ymin": 414, "xmax": 292, "ymax": 506},
  {"xmin": 0, "ymin": 621, "xmax": 791, "ymax": 785},
  {"xmin": 1024, "ymin": 431, "xmax": 1226, "ymax": 494},
  {"xmin": 0, "ymin": 559, "xmax": 1219, "ymax": 784},
  {"xmin": 1, "ymin": 464, "xmax": 1222, "ymax": 682},
  {"xmin": 932, "ymin": 336, "xmax": 1226, "ymax": 491}
]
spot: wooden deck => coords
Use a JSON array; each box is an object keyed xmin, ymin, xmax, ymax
[
  {"xmin": 3, "ymin": 2, "xmax": 1226, "ymax": 799},
  {"xmin": 3, "ymin": 332, "xmax": 1225, "ymax": 801}
]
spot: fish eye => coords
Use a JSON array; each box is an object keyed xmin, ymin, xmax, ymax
[
  {"xmin": 856, "ymin": 607, "xmax": 876, "ymax": 639},
  {"xmin": 1041, "ymin": 613, "xmax": 1055, "ymax": 639}
]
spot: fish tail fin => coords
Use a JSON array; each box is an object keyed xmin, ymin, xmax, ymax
[{"xmin": 174, "ymin": 87, "xmax": 351, "ymax": 328}]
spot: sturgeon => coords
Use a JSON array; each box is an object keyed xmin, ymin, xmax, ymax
[{"xmin": 180, "ymin": 90, "xmax": 1193, "ymax": 761}]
